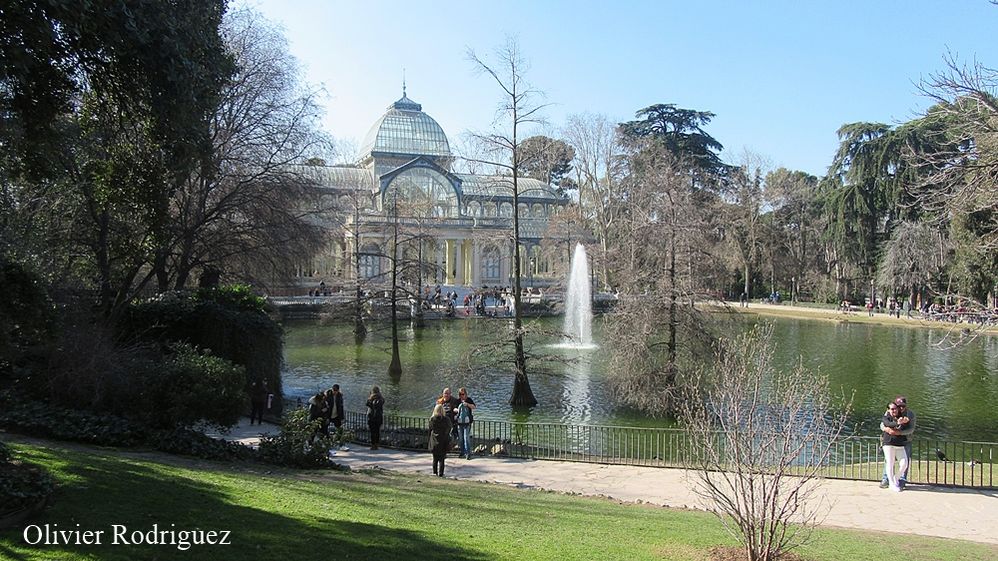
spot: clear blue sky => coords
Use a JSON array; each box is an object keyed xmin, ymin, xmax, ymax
[{"xmin": 240, "ymin": 0, "xmax": 997, "ymax": 177}]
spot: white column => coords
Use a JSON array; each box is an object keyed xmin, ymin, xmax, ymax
[
  {"xmin": 454, "ymin": 239, "xmax": 464, "ymax": 285},
  {"xmin": 435, "ymin": 242, "xmax": 444, "ymax": 284},
  {"xmin": 445, "ymin": 239, "xmax": 455, "ymax": 285},
  {"xmin": 471, "ymin": 241, "xmax": 481, "ymax": 287}
]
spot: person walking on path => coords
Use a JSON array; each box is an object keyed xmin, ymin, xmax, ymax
[
  {"xmin": 455, "ymin": 388, "xmax": 476, "ymax": 460},
  {"xmin": 248, "ymin": 380, "xmax": 268, "ymax": 425},
  {"xmin": 428, "ymin": 404, "xmax": 452, "ymax": 476},
  {"xmin": 880, "ymin": 395, "xmax": 916, "ymax": 488},
  {"xmin": 366, "ymin": 386, "xmax": 385, "ymax": 450},
  {"xmin": 881, "ymin": 401, "xmax": 910, "ymax": 492}
]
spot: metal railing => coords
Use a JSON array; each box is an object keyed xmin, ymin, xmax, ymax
[{"xmin": 343, "ymin": 411, "xmax": 996, "ymax": 489}]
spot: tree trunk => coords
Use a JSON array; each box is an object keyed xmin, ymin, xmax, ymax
[
  {"xmin": 510, "ymin": 169, "xmax": 537, "ymax": 407},
  {"xmin": 153, "ymin": 249, "xmax": 170, "ymax": 293},
  {"xmin": 743, "ymin": 263, "xmax": 750, "ymax": 301},
  {"xmin": 413, "ymin": 238, "xmax": 425, "ymax": 328},
  {"xmin": 96, "ymin": 209, "xmax": 114, "ymax": 318},
  {"xmin": 388, "ymin": 197, "xmax": 402, "ymax": 378},
  {"xmin": 666, "ymin": 223, "xmax": 677, "ymax": 387},
  {"xmin": 352, "ymin": 211, "xmax": 366, "ymax": 339}
]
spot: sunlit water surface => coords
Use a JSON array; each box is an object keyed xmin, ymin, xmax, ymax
[{"xmin": 282, "ymin": 316, "xmax": 998, "ymax": 441}]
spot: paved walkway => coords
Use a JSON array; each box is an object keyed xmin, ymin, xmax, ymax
[{"xmin": 221, "ymin": 419, "xmax": 998, "ymax": 546}]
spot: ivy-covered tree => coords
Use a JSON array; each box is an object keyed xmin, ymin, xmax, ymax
[{"xmin": 0, "ymin": 1, "xmax": 234, "ymax": 319}]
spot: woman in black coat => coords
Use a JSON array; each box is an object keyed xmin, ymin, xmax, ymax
[
  {"xmin": 428, "ymin": 404, "xmax": 452, "ymax": 477},
  {"xmin": 366, "ymin": 386, "xmax": 385, "ymax": 450}
]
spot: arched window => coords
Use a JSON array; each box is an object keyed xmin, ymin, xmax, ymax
[
  {"xmin": 360, "ymin": 243, "xmax": 382, "ymax": 279},
  {"xmin": 499, "ymin": 202, "xmax": 513, "ymax": 217},
  {"xmin": 384, "ymin": 167, "xmax": 458, "ymax": 218},
  {"xmin": 485, "ymin": 202, "xmax": 498, "ymax": 217},
  {"xmin": 467, "ymin": 201, "xmax": 481, "ymax": 217},
  {"xmin": 531, "ymin": 203, "xmax": 543, "ymax": 217},
  {"xmin": 482, "ymin": 248, "xmax": 501, "ymax": 280}
]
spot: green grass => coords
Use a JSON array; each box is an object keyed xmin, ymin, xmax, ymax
[{"xmin": 1, "ymin": 441, "xmax": 994, "ymax": 561}]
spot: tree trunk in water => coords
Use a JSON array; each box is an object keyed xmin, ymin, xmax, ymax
[
  {"xmin": 388, "ymin": 199, "xmax": 402, "ymax": 378},
  {"xmin": 353, "ymin": 224, "xmax": 366, "ymax": 339},
  {"xmin": 510, "ymin": 171, "xmax": 537, "ymax": 407}
]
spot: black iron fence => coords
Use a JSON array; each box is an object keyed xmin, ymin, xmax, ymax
[{"xmin": 343, "ymin": 411, "xmax": 995, "ymax": 489}]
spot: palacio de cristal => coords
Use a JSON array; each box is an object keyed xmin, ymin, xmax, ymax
[{"xmin": 296, "ymin": 91, "xmax": 572, "ymax": 291}]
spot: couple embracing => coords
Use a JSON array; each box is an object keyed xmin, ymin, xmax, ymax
[{"xmin": 880, "ymin": 395, "xmax": 915, "ymax": 491}]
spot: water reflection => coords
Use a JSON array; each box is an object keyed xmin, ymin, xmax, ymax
[
  {"xmin": 282, "ymin": 316, "xmax": 998, "ymax": 441},
  {"xmin": 559, "ymin": 355, "xmax": 593, "ymax": 425}
]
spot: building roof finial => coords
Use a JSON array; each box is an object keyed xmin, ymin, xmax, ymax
[{"xmin": 402, "ymin": 68, "xmax": 407, "ymax": 97}]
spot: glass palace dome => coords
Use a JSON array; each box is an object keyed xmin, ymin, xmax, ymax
[{"xmin": 360, "ymin": 93, "xmax": 451, "ymax": 159}]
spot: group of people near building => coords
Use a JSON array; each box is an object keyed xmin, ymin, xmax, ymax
[
  {"xmin": 428, "ymin": 387, "xmax": 476, "ymax": 477},
  {"xmin": 880, "ymin": 395, "xmax": 915, "ymax": 491}
]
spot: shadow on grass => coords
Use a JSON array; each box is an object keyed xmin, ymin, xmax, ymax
[{"xmin": 0, "ymin": 448, "xmax": 488, "ymax": 561}]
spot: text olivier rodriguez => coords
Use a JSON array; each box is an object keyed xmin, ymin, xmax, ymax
[{"xmin": 23, "ymin": 523, "xmax": 231, "ymax": 551}]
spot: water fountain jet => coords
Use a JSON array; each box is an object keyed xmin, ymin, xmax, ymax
[{"xmin": 555, "ymin": 243, "xmax": 597, "ymax": 349}]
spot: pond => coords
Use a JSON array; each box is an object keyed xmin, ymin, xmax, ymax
[{"xmin": 282, "ymin": 315, "xmax": 998, "ymax": 442}]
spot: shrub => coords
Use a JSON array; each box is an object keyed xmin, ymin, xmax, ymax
[
  {"xmin": 34, "ymin": 335, "xmax": 245, "ymax": 430},
  {"xmin": 121, "ymin": 286, "xmax": 284, "ymax": 410},
  {"xmin": 152, "ymin": 344, "xmax": 246, "ymax": 428},
  {"xmin": 257, "ymin": 408, "xmax": 347, "ymax": 469},
  {"xmin": 0, "ymin": 257, "xmax": 54, "ymax": 376},
  {"xmin": 0, "ymin": 392, "xmax": 253, "ymax": 461},
  {"xmin": 1, "ymin": 439, "xmax": 55, "ymax": 516},
  {"xmin": 152, "ymin": 427, "xmax": 255, "ymax": 461},
  {"xmin": 194, "ymin": 284, "xmax": 268, "ymax": 313},
  {"xmin": 0, "ymin": 452, "xmax": 54, "ymax": 514}
]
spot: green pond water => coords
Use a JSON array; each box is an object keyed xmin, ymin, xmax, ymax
[{"xmin": 282, "ymin": 315, "xmax": 998, "ymax": 442}]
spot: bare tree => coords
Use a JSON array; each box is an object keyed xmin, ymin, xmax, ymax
[
  {"xmin": 382, "ymin": 182, "xmax": 441, "ymax": 376},
  {"xmin": 563, "ymin": 112, "xmax": 626, "ymax": 290},
  {"xmin": 876, "ymin": 220, "xmax": 949, "ymax": 307},
  {"xmin": 679, "ymin": 325, "xmax": 851, "ymax": 561},
  {"xmin": 764, "ymin": 168, "xmax": 823, "ymax": 304},
  {"xmin": 603, "ymin": 144, "xmax": 717, "ymax": 413},
  {"xmin": 914, "ymin": 53, "xmax": 998, "ymax": 250},
  {"xmin": 467, "ymin": 37, "xmax": 550, "ymax": 407},
  {"xmin": 159, "ymin": 7, "xmax": 330, "ymax": 291},
  {"xmin": 724, "ymin": 152, "xmax": 769, "ymax": 300}
]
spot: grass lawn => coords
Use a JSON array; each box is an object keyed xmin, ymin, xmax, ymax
[{"xmin": 1, "ymin": 441, "xmax": 994, "ymax": 561}]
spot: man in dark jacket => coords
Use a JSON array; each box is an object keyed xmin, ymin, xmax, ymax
[
  {"xmin": 249, "ymin": 380, "xmax": 268, "ymax": 425},
  {"xmin": 437, "ymin": 387, "xmax": 461, "ymax": 444},
  {"xmin": 328, "ymin": 384, "xmax": 345, "ymax": 432},
  {"xmin": 308, "ymin": 392, "xmax": 329, "ymax": 445}
]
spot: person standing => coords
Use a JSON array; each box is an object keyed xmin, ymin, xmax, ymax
[
  {"xmin": 437, "ymin": 387, "xmax": 461, "ymax": 445},
  {"xmin": 329, "ymin": 384, "xmax": 345, "ymax": 434},
  {"xmin": 455, "ymin": 387, "xmax": 477, "ymax": 460},
  {"xmin": 366, "ymin": 386, "xmax": 385, "ymax": 450},
  {"xmin": 249, "ymin": 379, "xmax": 268, "ymax": 425},
  {"xmin": 880, "ymin": 401, "xmax": 909, "ymax": 492},
  {"xmin": 428, "ymin": 404, "xmax": 452, "ymax": 477},
  {"xmin": 307, "ymin": 391, "xmax": 329, "ymax": 445},
  {"xmin": 880, "ymin": 395, "xmax": 916, "ymax": 488}
]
